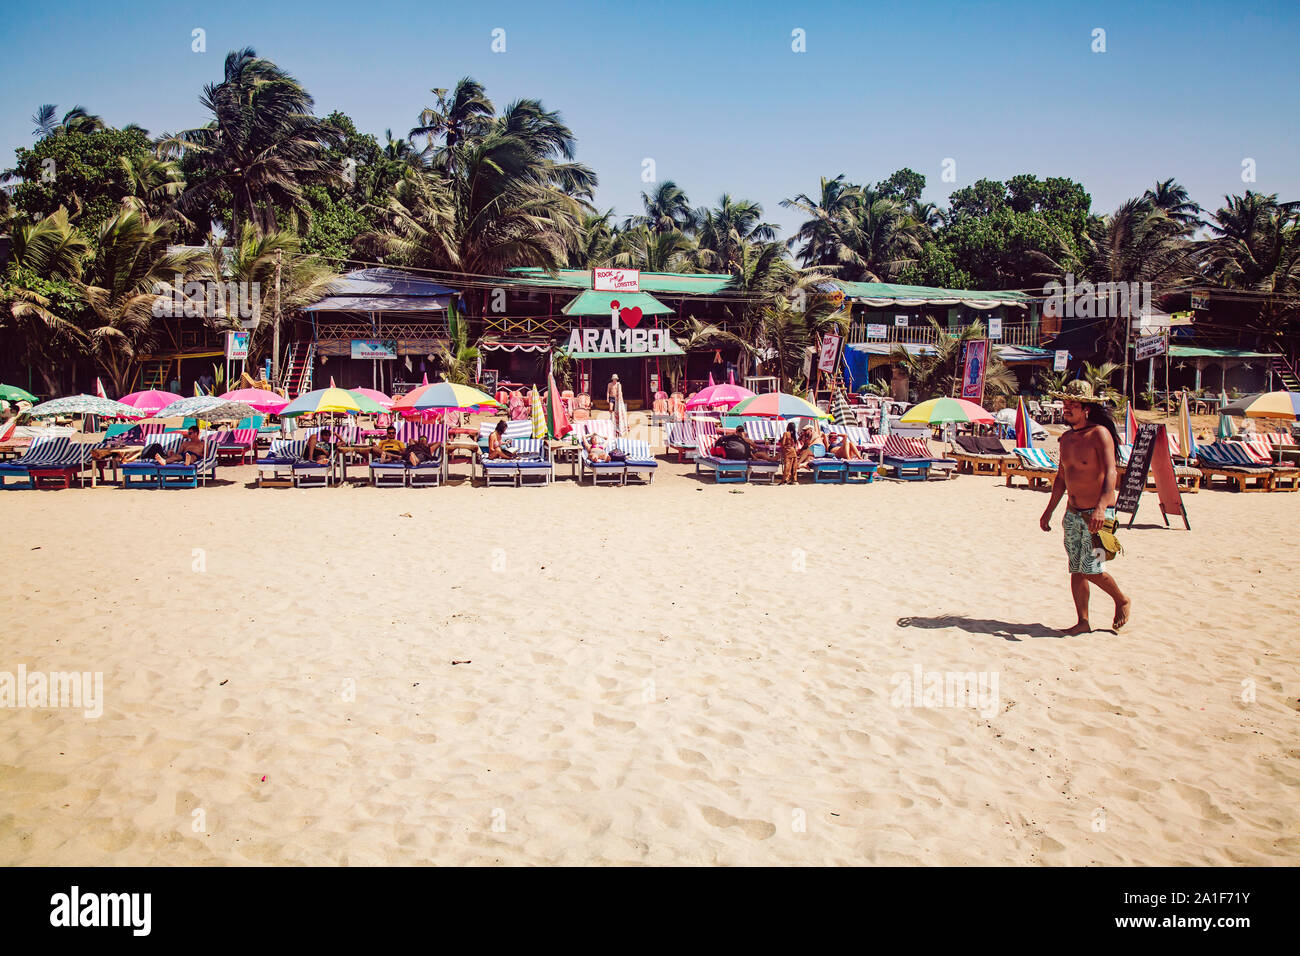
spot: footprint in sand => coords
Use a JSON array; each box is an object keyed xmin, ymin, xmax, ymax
[
  {"xmin": 699, "ymin": 805, "xmax": 776, "ymax": 840},
  {"xmin": 593, "ymin": 713, "xmax": 636, "ymax": 732}
]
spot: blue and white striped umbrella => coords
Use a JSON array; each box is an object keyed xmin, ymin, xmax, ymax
[{"xmin": 24, "ymin": 394, "xmax": 143, "ymax": 418}]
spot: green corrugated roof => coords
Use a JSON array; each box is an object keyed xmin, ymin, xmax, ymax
[
  {"xmin": 560, "ymin": 290, "xmax": 674, "ymax": 316},
  {"xmin": 1168, "ymin": 346, "xmax": 1280, "ymax": 359},
  {"xmin": 508, "ymin": 268, "xmax": 735, "ymax": 294},
  {"xmin": 835, "ymin": 281, "xmax": 1029, "ymax": 302}
]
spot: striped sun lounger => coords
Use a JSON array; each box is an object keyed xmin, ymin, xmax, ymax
[
  {"xmin": 480, "ymin": 437, "xmax": 551, "ymax": 487},
  {"xmin": 693, "ymin": 436, "xmax": 747, "ymax": 483},
  {"xmin": 257, "ymin": 439, "xmax": 308, "ymax": 488},
  {"xmin": 0, "ymin": 437, "xmax": 73, "ymax": 487},
  {"xmin": 1005, "ymin": 446, "xmax": 1058, "ymax": 489},
  {"xmin": 1196, "ymin": 442, "xmax": 1279, "ymax": 492}
]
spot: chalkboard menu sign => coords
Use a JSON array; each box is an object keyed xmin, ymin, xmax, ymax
[{"xmin": 1116, "ymin": 422, "xmax": 1159, "ymax": 519}]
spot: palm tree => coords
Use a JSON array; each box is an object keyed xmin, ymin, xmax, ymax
[
  {"xmin": 157, "ymin": 48, "xmax": 344, "ymax": 238},
  {"xmin": 1144, "ymin": 178, "xmax": 1201, "ymax": 231},
  {"xmin": 0, "ymin": 209, "xmax": 91, "ymax": 395},
  {"xmin": 1202, "ymin": 191, "xmax": 1300, "ymax": 344},
  {"xmin": 611, "ymin": 226, "xmax": 697, "ymax": 273},
  {"xmin": 31, "ymin": 105, "xmax": 105, "ymax": 138},
  {"xmin": 630, "ymin": 181, "xmax": 697, "ymax": 234},
  {"xmin": 118, "ymin": 154, "xmax": 187, "ymax": 221},
  {"xmin": 1079, "ymin": 361, "xmax": 1123, "ymax": 403},
  {"xmin": 695, "ymin": 195, "xmax": 777, "ymax": 274},
  {"xmin": 569, "ymin": 210, "xmax": 618, "ymax": 268},
  {"xmin": 409, "ymin": 78, "xmax": 495, "ymax": 174},
  {"xmin": 889, "ymin": 319, "xmax": 1017, "ymax": 400},
  {"xmin": 435, "ymin": 306, "xmax": 479, "ymax": 384},
  {"xmin": 76, "ymin": 211, "xmax": 201, "ymax": 395},
  {"xmin": 780, "ymin": 175, "xmax": 861, "ymax": 267}
]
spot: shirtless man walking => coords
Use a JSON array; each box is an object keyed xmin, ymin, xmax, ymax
[{"xmin": 1039, "ymin": 381, "xmax": 1131, "ymax": 634}]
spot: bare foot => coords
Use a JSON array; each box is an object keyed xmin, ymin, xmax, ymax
[
  {"xmin": 1061, "ymin": 621, "xmax": 1092, "ymax": 636},
  {"xmin": 1112, "ymin": 599, "xmax": 1131, "ymax": 631}
]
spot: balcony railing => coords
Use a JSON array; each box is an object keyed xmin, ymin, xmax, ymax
[{"xmin": 848, "ymin": 321, "xmax": 1042, "ymax": 349}]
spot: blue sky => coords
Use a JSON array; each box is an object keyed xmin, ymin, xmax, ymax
[{"xmin": 3, "ymin": 0, "xmax": 1298, "ymax": 241}]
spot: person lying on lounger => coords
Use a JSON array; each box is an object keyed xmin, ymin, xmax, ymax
[
  {"xmin": 375, "ymin": 426, "xmax": 406, "ymax": 463},
  {"xmin": 144, "ymin": 425, "xmax": 204, "ymax": 466},
  {"xmin": 488, "ymin": 420, "xmax": 516, "ymax": 459},
  {"xmin": 583, "ymin": 433, "xmax": 611, "ymax": 462},
  {"xmin": 305, "ymin": 427, "xmax": 333, "ymax": 464},
  {"xmin": 825, "ymin": 431, "xmax": 864, "ymax": 460}
]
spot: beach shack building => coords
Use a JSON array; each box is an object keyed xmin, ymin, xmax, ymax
[
  {"xmin": 832, "ymin": 281, "xmax": 1055, "ymax": 399},
  {"xmin": 285, "ymin": 268, "xmax": 461, "ymax": 396},
  {"xmin": 478, "ymin": 268, "xmax": 751, "ymax": 409}
]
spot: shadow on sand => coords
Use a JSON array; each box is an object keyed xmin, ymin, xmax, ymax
[{"xmin": 896, "ymin": 614, "xmax": 1071, "ymax": 641}]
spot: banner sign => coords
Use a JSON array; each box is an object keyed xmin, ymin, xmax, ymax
[
  {"xmin": 1135, "ymin": 333, "xmax": 1167, "ymax": 361},
  {"xmin": 593, "ymin": 268, "xmax": 640, "ymax": 293},
  {"xmin": 867, "ymin": 324, "xmax": 888, "ymax": 339},
  {"xmin": 565, "ymin": 326, "xmax": 673, "ymax": 355},
  {"xmin": 1054, "ymin": 350, "xmax": 1069, "ymax": 372},
  {"xmin": 960, "ymin": 338, "xmax": 988, "ymax": 403},
  {"xmin": 1190, "ymin": 293, "xmax": 1209, "ymax": 310},
  {"xmin": 225, "ymin": 330, "xmax": 249, "ymax": 360},
  {"xmin": 894, "ymin": 314, "xmax": 909, "ymax": 327},
  {"xmin": 351, "ymin": 339, "xmax": 397, "ymax": 360},
  {"xmin": 988, "ymin": 317, "xmax": 1002, "ymax": 340},
  {"xmin": 1117, "ymin": 423, "xmax": 1189, "ymax": 529},
  {"xmin": 818, "ymin": 332, "xmax": 842, "ymax": 373}
]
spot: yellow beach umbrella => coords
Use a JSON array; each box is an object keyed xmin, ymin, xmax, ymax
[
  {"xmin": 529, "ymin": 386, "xmax": 546, "ymax": 438},
  {"xmin": 279, "ymin": 387, "xmax": 362, "ymax": 417}
]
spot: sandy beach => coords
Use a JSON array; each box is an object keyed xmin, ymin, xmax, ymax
[{"xmin": 0, "ymin": 440, "xmax": 1297, "ymax": 866}]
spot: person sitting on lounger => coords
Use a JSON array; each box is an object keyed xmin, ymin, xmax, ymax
[
  {"xmin": 375, "ymin": 426, "xmax": 406, "ymax": 463},
  {"xmin": 825, "ymin": 430, "xmax": 864, "ymax": 460},
  {"xmin": 144, "ymin": 425, "xmax": 204, "ymax": 466},
  {"xmin": 488, "ymin": 420, "xmax": 516, "ymax": 459},
  {"xmin": 719, "ymin": 424, "xmax": 775, "ymax": 462},
  {"xmin": 583, "ymin": 433, "xmax": 611, "ymax": 462},
  {"xmin": 798, "ymin": 425, "xmax": 826, "ymax": 468},
  {"xmin": 305, "ymin": 427, "xmax": 333, "ymax": 464},
  {"xmin": 406, "ymin": 436, "xmax": 436, "ymax": 467}
]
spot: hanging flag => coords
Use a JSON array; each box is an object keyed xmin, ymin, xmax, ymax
[{"xmin": 1125, "ymin": 404, "xmax": 1139, "ymax": 445}]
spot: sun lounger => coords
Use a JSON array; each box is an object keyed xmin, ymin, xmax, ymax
[
  {"xmin": 479, "ymin": 437, "xmax": 552, "ymax": 487},
  {"xmin": 257, "ymin": 439, "xmax": 307, "ymax": 488},
  {"xmin": 157, "ymin": 439, "xmax": 219, "ymax": 488},
  {"xmin": 693, "ymin": 436, "xmax": 747, "ymax": 483},
  {"xmin": 835, "ymin": 426, "xmax": 883, "ymax": 483},
  {"xmin": 0, "ymin": 437, "xmax": 73, "ymax": 488},
  {"xmin": 1196, "ymin": 442, "xmax": 1281, "ymax": 492},
  {"xmin": 580, "ymin": 438, "xmax": 658, "ymax": 486},
  {"xmin": 476, "ymin": 420, "xmax": 535, "ymax": 458},
  {"xmin": 1005, "ymin": 447, "xmax": 1058, "ymax": 489},
  {"xmin": 217, "ymin": 427, "xmax": 258, "ymax": 465},
  {"xmin": 951, "ymin": 435, "xmax": 1016, "ymax": 475},
  {"xmin": 368, "ymin": 424, "xmax": 447, "ymax": 487},
  {"xmin": 665, "ymin": 419, "xmax": 718, "ymax": 462},
  {"xmin": 880, "ymin": 434, "xmax": 934, "ymax": 481}
]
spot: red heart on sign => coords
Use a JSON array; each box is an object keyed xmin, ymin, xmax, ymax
[{"xmin": 619, "ymin": 306, "xmax": 643, "ymax": 328}]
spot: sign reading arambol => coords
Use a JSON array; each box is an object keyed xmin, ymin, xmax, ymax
[
  {"xmin": 565, "ymin": 326, "xmax": 672, "ymax": 354},
  {"xmin": 592, "ymin": 268, "xmax": 640, "ymax": 292}
]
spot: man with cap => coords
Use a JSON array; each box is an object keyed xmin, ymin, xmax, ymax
[{"xmin": 1039, "ymin": 380, "xmax": 1131, "ymax": 633}]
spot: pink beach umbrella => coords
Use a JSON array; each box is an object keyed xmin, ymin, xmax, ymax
[
  {"xmin": 218, "ymin": 388, "xmax": 290, "ymax": 414},
  {"xmin": 119, "ymin": 389, "xmax": 179, "ymax": 416},
  {"xmin": 686, "ymin": 381, "xmax": 756, "ymax": 410}
]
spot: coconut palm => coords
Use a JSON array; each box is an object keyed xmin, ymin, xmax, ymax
[
  {"xmin": 435, "ymin": 307, "xmax": 479, "ymax": 384},
  {"xmin": 569, "ymin": 210, "xmax": 618, "ymax": 268},
  {"xmin": 0, "ymin": 208, "xmax": 91, "ymax": 395},
  {"xmin": 695, "ymin": 195, "xmax": 778, "ymax": 274},
  {"xmin": 76, "ymin": 211, "xmax": 201, "ymax": 395},
  {"xmin": 157, "ymin": 48, "xmax": 344, "ymax": 238},
  {"xmin": 1079, "ymin": 361, "xmax": 1123, "ymax": 403},
  {"xmin": 31, "ymin": 105, "xmax": 105, "ymax": 138},
  {"xmin": 409, "ymin": 78, "xmax": 495, "ymax": 173},
  {"xmin": 1143, "ymin": 178, "xmax": 1201, "ymax": 231},
  {"xmin": 630, "ymin": 181, "xmax": 697, "ymax": 234},
  {"xmin": 780, "ymin": 175, "xmax": 861, "ymax": 268},
  {"xmin": 118, "ymin": 154, "xmax": 187, "ymax": 221},
  {"xmin": 611, "ymin": 226, "xmax": 697, "ymax": 273}
]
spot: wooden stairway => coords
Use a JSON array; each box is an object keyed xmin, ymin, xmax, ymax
[{"xmin": 1270, "ymin": 355, "xmax": 1300, "ymax": 392}]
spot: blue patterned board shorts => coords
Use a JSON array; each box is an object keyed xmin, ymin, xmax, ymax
[{"xmin": 1063, "ymin": 507, "xmax": 1114, "ymax": 575}]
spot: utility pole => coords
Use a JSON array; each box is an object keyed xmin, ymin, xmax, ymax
[
  {"xmin": 1122, "ymin": 312, "xmax": 1131, "ymax": 408},
  {"xmin": 272, "ymin": 249, "xmax": 282, "ymax": 384}
]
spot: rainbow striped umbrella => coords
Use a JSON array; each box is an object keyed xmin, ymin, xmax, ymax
[
  {"xmin": 390, "ymin": 381, "xmax": 501, "ymax": 413},
  {"xmin": 900, "ymin": 396, "xmax": 994, "ymax": 425},
  {"xmin": 279, "ymin": 387, "xmax": 363, "ymax": 417},
  {"xmin": 730, "ymin": 391, "xmax": 830, "ymax": 419}
]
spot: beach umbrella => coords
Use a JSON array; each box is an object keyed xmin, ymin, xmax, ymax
[
  {"xmin": 24, "ymin": 394, "xmax": 143, "ymax": 418},
  {"xmin": 278, "ymin": 386, "xmax": 363, "ymax": 418},
  {"xmin": 545, "ymin": 372, "xmax": 572, "ymax": 439},
  {"xmin": 154, "ymin": 395, "xmax": 262, "ymax": 422},
  {"xmin": 1216, "ymin": 390, "xmax": 1237, "ymax": 440},
  {"xmin": 528, "ymin": 387, "xmax": 546, "ymax": 439},
  {"xmin": 349, "ymin": 387, "xmax": 393, "ymax": 409},
  {"xmin": 685, "ymin": 381, "xmax": 755, "ymax": 410},
  {"xmin": 1124, "ymin": 404, "xmax": 1139, "ymax": 445},
  {"xmin": 1015, "ymin": 396, "xmax": 1033, "ymax": 448},
  {"xmin": 218, "ymin": 388, "xmax": 290, "ymax": 414},
  {"xmin": 1219, "ymin": 391, "xmax": 1300, "ymax": 419},
  {"xmin": 900, "ymin": 396, "xmax": 995, "ymax": 425},
  {"xmin": 120, "ymin": 389, "xmax": 180, "ymax": 416},
  {"xmin": 390, "ymin": 381, "xmax": 501, "ymax": 413},
  {"xmin": 1177, "ymin": 391, "xmax": 1197, "ymax": 461},
  {"xmin": 831, "ymin": 389, "xmax": 856, "ymax": 428},
  {"xmin": 93, "ymin": 378, "xmax": 108, "ymax": 400},
  {"xmin": 0, "ymin": 384, "xmax": 37, "ymax": 403},
  {"xmin": 730, "ymin": 392, "xmax": 830, "ymax": 419}
]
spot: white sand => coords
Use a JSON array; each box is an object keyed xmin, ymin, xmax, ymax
[{"xmin": 1, "ymin": 448, "xmax": 1297, "ymax": 865}]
